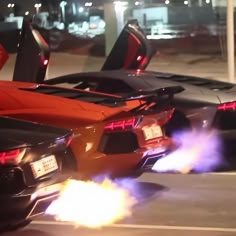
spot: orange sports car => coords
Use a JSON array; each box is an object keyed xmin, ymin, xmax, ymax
[{"xmin": 0, "ymin": 80, "xmax": 182, "ymax": 179}]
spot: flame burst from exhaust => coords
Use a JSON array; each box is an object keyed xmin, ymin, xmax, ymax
[
  {"xmin": 152, "ymin": 130, "xmax": 223, "ymax": 173},
  {"xmin": 46, "ymin": 178, "xmax": 137, "ymax": 228}
]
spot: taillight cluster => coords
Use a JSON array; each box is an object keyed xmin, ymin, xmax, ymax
[
  {"xmin": 0, "ymin": 149, "xmax": 25, "ymax": 165},
  {"xmin": 218, "ymin": 101, "xmax": 236, "ymax": 111},
  {"xmin": 104, "ymin": 117, "xmax": 139, "ymax": 132}
]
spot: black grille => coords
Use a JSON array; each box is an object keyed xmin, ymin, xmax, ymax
[
  {"xmin": 0, "ymin": 168, "xmax": 25, "ymax": 195},
  {"xmin": 138, "ymin": 153, "xmax": 167, "ymax": 170},
  {"xmin": 99, "ymin": 132, "xmax": 139, "ymax": 154}
]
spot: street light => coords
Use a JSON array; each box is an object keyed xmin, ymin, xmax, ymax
[
  {"xmin": 113, "ymin": 1, "xmax": 128, "ymax": 35},
  {"xmin": 34, "ymin": 3, "xmax": 42, "ymax": 14},
  {"xmin": 60, "ymin": 1, "xmax": 67, "ymax": 23},
  {"xmin": 78, "ymin": 7, "xmax": 84, "ymax": 13},
  {"xmin": 113, "ymin": 1, "xmax": 128, "ymax": 11},
  {"xmin": 60, "ymin": 1, "xmax": 67, "ymax": 8},
  {"xmin": 7, "ymin": 3, "xmax": 15, "ymax": 8},
  {"xmin": 85, "ymin": 2, "xmax": 93, "ymax": 7},
  {"xmin": 135, "ymin": 1, "xmax": 141, "ymax": 5},
  {"xmin": 7, "ymin": 3, "xmax": 15, "ymax": 16}
]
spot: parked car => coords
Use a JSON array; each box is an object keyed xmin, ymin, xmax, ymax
[
  {"xmin": 0, "ymin": 80, "xmax": 183, "ymax": 179},
  {"xmin": 0, "ymin": 116, "xmax": 73, "ymax": 232},
  {"xmin": 39, "ymin": 20, "xmax": 236, "ymax": 159}
]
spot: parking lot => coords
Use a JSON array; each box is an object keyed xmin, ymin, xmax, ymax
[{"xmin": 1, "ymin": 53, "xmax": 236, "ymax": 236}]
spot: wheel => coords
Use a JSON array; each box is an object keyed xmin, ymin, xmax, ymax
[{"xmin": 164, "ymin": 110, "xmax": 191, "ymax": 137}]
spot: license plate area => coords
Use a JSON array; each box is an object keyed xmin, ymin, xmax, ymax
[
  {"xmin": 142, "ymin": 125, "xmax": 163, "ymax": 141},
  {"xmin": 30, "ymin": 155, "xmax": 58, "ymax": 179}
]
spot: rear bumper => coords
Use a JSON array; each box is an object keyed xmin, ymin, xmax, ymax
[{"xmin": 0, "ymin": 178, "xmax": 63, "ymax": 225}]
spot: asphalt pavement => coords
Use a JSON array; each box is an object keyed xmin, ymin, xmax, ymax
[{"xmin": 2, "ymin": 172, "xmax": 236, "ymax": 236}]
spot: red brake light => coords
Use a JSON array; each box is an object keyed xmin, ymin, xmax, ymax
[
  {"xmin": 104, "ymin": 117, "xmax": 138, "ymax": 132},
  {"xmin": 0, "ymin": 149, "xmax": 22, "ymax": 165},
  {"xmin": 218, "ymin": 101, "xmax": 236, "ymax": 111}
]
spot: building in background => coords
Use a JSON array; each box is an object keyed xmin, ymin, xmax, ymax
[{"xmin": 0, "ymin": 0, "xmax": 232, "ymax": 55}]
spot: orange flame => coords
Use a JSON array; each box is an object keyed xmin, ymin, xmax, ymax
[{"xmin": 46, "ymin": 178, "xmax": 137, "ymax": 228}]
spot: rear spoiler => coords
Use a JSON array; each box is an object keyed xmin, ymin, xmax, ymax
[
  {"xmin": 122, "ymin": 86, "xmax": 184, "ymax": 101},
  {"xmin": 98, "ymin": 86, "xmax": 184, "ymax": 103},
  {"xmin": 96, "ymin": 86, "xmax": 184, "ymax": 114}
]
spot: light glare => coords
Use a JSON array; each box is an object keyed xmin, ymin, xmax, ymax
[
  {"xmin": 46, "ymin": 178, "xmax": 137, "ymax": 228},
  {"xmin": 152, "ymin": 130, "xmax": 223, "ymax": 174},
  {"xmin": 8, "ymin": 3, "xmax": 14, "ymax": 8},
  {"xmin": 78, "ymin": 7, "xmax": 84, "ymax": 12}
]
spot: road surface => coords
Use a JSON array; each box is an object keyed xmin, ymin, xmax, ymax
[{"xmin": 2, "ymin": 172, "xmax": 236, "ymax": 236}]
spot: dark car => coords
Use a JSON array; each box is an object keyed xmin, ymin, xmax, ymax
[
  {"xmin": 41, "ymin": 21, "xmax": 236, "ymax": 159},
  {"xmin": 10, "ymin": 19, "xmax": 236, "ymax": 161},
  {"xmin": 0, "ymin": 116, "xmax": 73, "ymax": 231}
]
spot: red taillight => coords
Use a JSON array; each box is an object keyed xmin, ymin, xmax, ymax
[
  {"xmin": 104, "ymin": 117, "xmax": 138, "ymax": 132},
  {"xmin": 218, "ymin": 101, "xmax": 236, "ymax": 111},
  {"xmin": 0, "ymin": 149, "xmax": 22, "ymax": 164}
]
